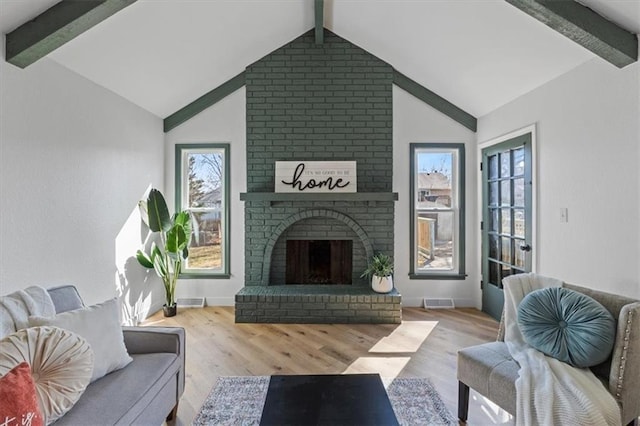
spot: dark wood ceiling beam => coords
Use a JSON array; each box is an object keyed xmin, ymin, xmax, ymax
[
  {"xmin": 6, "ymin": 0, "xmax": 137, "ymax": 69},
  {"xmin": 315, "ymin": 0, "xmax": 324, "ymax": 45},
  {"xmin": 506, "ymin": 0, "xmax": 637, "ymax": 68},
  {"xmin": 393, "ymin": 70, "xmax": 477, "ymax": 132},
  {"xmin": 164, "ymin": 72, "xmax": 246, "ymax": 133}
]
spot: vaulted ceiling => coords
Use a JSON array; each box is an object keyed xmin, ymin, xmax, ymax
[{"xmin": 1, "ymin": 0, "xmax": 638, "ymax": 121}]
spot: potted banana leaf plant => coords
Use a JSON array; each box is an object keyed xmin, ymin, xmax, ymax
[{"xmin": 136, "ymin": 188, "xmax": 191, "ymax": 317}]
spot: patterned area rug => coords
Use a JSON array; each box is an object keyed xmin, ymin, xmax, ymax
[{"xmin": 193, "ymin": 376, "xmax": 457, "ymax": 425}]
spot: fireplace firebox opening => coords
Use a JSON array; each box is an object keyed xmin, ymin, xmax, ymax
[{"xmin": 286, "ymin": 240, "xmax": 353, "ymax": 284}]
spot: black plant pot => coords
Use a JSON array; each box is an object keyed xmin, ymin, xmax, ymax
[{"xmin": 163, "ymin": 304, "xmax": 177, "ymax": 317}]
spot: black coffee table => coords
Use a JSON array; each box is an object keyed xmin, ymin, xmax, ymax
[{"xmin": 259, "ymin": 374, "xmax": 399, "ymax": 426}]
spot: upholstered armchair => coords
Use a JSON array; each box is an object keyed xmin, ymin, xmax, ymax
[{"xmin": 457, "ymin": 283, "xmax": 640, "ymax": 425}]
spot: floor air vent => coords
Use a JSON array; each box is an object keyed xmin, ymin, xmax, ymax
[
  {"xmin": 423, "ymin": 298, "xmax": 455, "ymax": 309},
  {"xmin": 176, "ymin": 297, "xmax": 205, "ymax": 308}
]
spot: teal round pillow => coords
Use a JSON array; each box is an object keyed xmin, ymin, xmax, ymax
[{"xmin": 517, "ymin": 287, "xmax": 615, "ymax": 368}]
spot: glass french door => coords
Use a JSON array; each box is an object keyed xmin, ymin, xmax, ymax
[{"xmin": 481, "ymin": 133, "xmax": 533, "ymax": 320}]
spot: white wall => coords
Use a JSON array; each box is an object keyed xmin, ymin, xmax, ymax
[
  {"xmin": 0, "ymin": 49, "xmax": 165, "ymax": 321},
  {"xmin": 478, "ymin": 58, "xmax": 640, "ymax": 299},
  {"xmin": 164, "ymin": 89, "xmax": 247, "ymax": 306},
  {"xmin": 393, "ymin": 86, "xmax": 479, "ymax": 307}
]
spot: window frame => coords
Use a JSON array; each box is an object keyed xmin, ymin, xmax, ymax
[
  {"xmin": 175, "ymin": 143, "xmax": 230, "ymax": 278},
  {"xmin": 409, "ymin": 143, "xmax": 466, "ymax": 280}
]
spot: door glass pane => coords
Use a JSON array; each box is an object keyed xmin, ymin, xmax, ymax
[
  {"xmin": 514, "ymin": 240, "xmax": 526, "ymax": 268},
  {"xmin": 514, "ymin": 178, "xmax": 525, "ymax": 207},
  {"xmin": 489, "ymin": 208, "xmax": 499, "ymax": 232},
  {"xmin": 500, "ymin": 180, "xmax": 511, "ymax": 206},
  {"xmin": 513, "ymin": 209, "xmax": 525, "ymax": 238},
  {"xmin": 501, "ymin": 208, "xmax": 511, "ymax": 234},
  {"xmin": 500, "ymin": 152, "xmax": 510, "ymax": 177},
  {"xmin": 489, "ymin": 261, "xmax": 499, "ymax": 286},
  {"xmin": 488, "ymin": 155, "xmax": 498, "ymax": 179},
  {"xmin": 513, "ymin": 148, "xmax": 525, "ymax": 176},
  {"xmin": 489, "ymin": 234, "xmax": 499, "ymax": 259},
  {"xmin": 489, "ymin": 182, "xmax": 498, "ymax": 206},
  {"xmin": 501, "ymin": 237, "xmax": 511, "ymax": 264},
  {"xmin": 514, "ymin": 209, "xmax": 525, "ymax": 238},
  {"xmin": 501, "ymin": 265, "xmax": 513, "ymax": 281}
]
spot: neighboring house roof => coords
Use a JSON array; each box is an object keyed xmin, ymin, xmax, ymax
[
  {"xmin": 195, "ymin": 187, "xmax": 222, "ymax": 207},
  {"xmin": 417, "ymin": 172, "xmax": 451, "ymax": 191}
]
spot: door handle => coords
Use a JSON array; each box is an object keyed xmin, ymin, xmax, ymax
[{"xmin": 520, "ymin": 244, "xmax": 532, "ymax": 252}]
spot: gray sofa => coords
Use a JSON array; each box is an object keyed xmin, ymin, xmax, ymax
[{"xmin": 47, "ymin": 285, "xmax": 186, "ymax": 425}]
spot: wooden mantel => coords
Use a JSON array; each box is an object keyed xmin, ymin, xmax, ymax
[{"xmin": 240, "ymin": 192, "xmax": 399, "ymax": 203}]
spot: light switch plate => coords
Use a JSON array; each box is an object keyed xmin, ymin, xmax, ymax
[{"xmin": 560, "ymin": 208, "xmax": 568, "ymax": 223}]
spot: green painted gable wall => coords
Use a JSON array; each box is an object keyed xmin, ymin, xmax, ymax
[{"xmin": 245, "ymin": 29, "xmax": 393, "ymax": 193}]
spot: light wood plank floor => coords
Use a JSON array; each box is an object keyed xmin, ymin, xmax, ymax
[{"xmin": 146, "ymin": 306, "xmax": 514, "ymax": 425}]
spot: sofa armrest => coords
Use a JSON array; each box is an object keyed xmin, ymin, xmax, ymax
[
  {"xmin": 122, "ymin": 326, "xmax": 185, "ymax": 355},
  {"xmin": 122, "ymin": 326, "xmax": 186, "ymax": 398},
  {"xmin": 47, "ymin": 285, "xmax": 85, "ymax": 313}
]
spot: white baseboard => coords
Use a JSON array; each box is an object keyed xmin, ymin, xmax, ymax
[{"xmin": 205, "ymin": 297, "xmax": 235, "ymax": 306}]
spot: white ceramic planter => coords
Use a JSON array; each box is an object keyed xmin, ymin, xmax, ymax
[{"xmin": 371, "ymin": 275, "xmax": 393, "ymax": 293}]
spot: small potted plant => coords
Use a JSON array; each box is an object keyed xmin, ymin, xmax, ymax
[
  {"xmin": 136, "ymin": 188, "xmax": 191, "ymax": 317},
  {"xmin": 361, "ymin": 253, "xmax": 394, "ymax": 293}
]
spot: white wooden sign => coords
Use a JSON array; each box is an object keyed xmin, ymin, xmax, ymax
[{"xmin": 275, "ymin": 161, "xmax": 357, "ymax": 193}]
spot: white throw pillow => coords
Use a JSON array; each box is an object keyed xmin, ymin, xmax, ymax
[
  {"xmin": 29, "ymin": 298, "xmax": 132, "ymax": 382},
  {"xmin": 0, "ymin": 326, "xmax": 94, "ymax": 424}
]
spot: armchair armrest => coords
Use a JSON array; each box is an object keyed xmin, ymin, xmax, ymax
[
  {"xmin": 122, "ymin": 326, "xmax": 185, "ymax": 355},
  {"xmin": 122, "ymin": 326, "xmax": 186, "ymax": 398},
  {"xmin": 609, "ymin": 302, "xmax": 640, "ymax": 425}
]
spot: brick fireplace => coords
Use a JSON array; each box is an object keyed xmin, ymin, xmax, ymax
[{"xmin": 235, "ymin": 29, "xmax": 401, "ymax": 323}]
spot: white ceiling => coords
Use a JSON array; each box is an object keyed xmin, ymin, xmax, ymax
[{"xmin": 1, "ymin": 0, "xmax": 638, "ymax": 119}]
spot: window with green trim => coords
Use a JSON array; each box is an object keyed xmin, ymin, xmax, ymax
[
  {"xmin": 175, "ymin": 143, "xmax": 230, "ymax": 277},
  {"xmin": 410, "ymin": 143, "xmax": 465, "ymax": 279}
]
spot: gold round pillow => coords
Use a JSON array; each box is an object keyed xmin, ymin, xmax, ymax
[{"xmin": 0, "ymin": 326, "xmax": 94, "ymax": 424}]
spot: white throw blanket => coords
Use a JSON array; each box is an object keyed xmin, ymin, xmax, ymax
[
  {"xmin": 0, "ymin": 286, "xmax": 56, "ymax": 339},
  {"xmin": 503, "ymin": 273, "xmax": 621, "ymax": 426}
]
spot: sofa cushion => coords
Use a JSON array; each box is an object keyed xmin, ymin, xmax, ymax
[
  {"xmin": 54, "ymin": 353, "xmax": 181, "ymax": 426},
  {"xmin": 0, "ymin": 362, "xmax": 44, "ymax": 426},
  {"xmin": 0, "ymin": 326, "xmax": 93, "ymax": 424},
  {"xmin": 518, "ymin": 287, "xmax": 615, "ymax": 368},
  {"xmin": 29, "ymin": 298, "xmax": 132, "ymax": 382}
]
